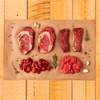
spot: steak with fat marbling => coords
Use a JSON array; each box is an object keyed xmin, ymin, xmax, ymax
[
  {"xmin": 38, "ymin": 27, "xmax": 55, "ymax": 53},
  {"xmin": 17, "ymin": 26, "xmax": 34, "ymax": 55}
]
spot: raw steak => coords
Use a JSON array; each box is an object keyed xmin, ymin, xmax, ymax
[
  {"xmin": 17, "ymin": 26, "xmax": 34, "ymax": 55},
  {"xmin": 38, "ymin": 27, "xmax": 55, "ymax": 53},
  {"xmin": 59, "ymin": 29, "xmax": 69, "ymax": 52},
  {"xmin": 60, "ymin": 55, "xmax": 81, "ymax": 74},
  {"xmin": 73, "ymin": 28, "xmax": 83, "ymax": 52}
]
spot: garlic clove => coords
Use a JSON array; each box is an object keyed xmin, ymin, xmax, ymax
[
  {"xmin": 36, "ymin": 24, "xmax": 40, "ymax": 28},
  {"xmin": 34, "ymin": 22, "xmax": 37, "ymax": 28},
  {"xmin": 83, "ymin": 69, "xmax": 89, "ymax": 73},
  {"xmin": 87, "ymin": 61, "xmax": 90, "ymax": 66},
  {"xmin": 34, "ymin": 22, "xmax": 40, "ymax": 28}
]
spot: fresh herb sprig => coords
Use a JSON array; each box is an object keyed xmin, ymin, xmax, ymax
[
  {"xmin": 52, "ymin": 53, "xmax": 57, "ymax": 69},
  {"xmin": 12, "ymin": 62, "xmax": 19, "ymax": 74},
  {"xmin": 85, "ymin": 29, "xmax": 90, "ymax": 41}
]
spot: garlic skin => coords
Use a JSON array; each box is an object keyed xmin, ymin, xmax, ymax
[
  {"xmin": 34, "ymin": 23, "xmax": 37, "ymax": 28},
  {"xmin": 83, "ymin": 69, "xmax": 89, "ymax": 73},
  {"xmin": 34, "ymin": 23, "xmax": 40, "ymax": 28},
  {"xmin": 87, "ymin": 61, "xmax": 90, "ymax": 66}
]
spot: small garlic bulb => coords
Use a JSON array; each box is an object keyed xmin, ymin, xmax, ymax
[
  {"xmin": 83, "ymin": 69, "xmax": 89, "ymax": 73},
  {"xmin": 87, "ymin": 61, "xmax": 90, "ymax": 66}
]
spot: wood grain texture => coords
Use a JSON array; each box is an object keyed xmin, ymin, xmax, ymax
[
  {"xmin": 96, "ymin": 0, "xmax": 100, "ymax": 100},
  {"xmin": 73, "ymin": 0, "xmax": 95, "ymax": 100},
  {"xmin": 27, "ymin": 0, "xmax": 50, "ymax": 100},
  {"xmin": 51, "ymin": 0, "xmax": 72, "ymax": 19},
  {"xmin": 27, "ymin": 81, "xmax": 49, "ymax": 100},
  {"xmin": 73, "ymin": 81, "xmax": 85, "ymax": 100},
  {"xmin": 50, "ymin": 0, "xmax": 72, "ymax": 100},
  {"xmin": 49, "ymin": 81, "xmax": 71, "ymax": 100},
  {"xmin": 4, "ymin": 0, "xmax": 27, "ymax": 100},
  {"xmin": 5, "ymin": 0, "xmax": 27, "ymax": 19},
  {"xmin": 28, "ymin": 0, "xmax": 50, "ymax": 19}
]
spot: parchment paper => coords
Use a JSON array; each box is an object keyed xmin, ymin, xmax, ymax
[{"xmin": 4, "ymin": 20, "xmax": 95, "ymax": 80}]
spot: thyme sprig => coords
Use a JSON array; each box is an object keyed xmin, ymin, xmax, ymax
[
  {"xmin": 12, "ymin": 62, "xmax": 19, "ymax": 74},
  {"xmin": 85, "ymin": 29, "xmax": 90, "ymax": 41},
  {"xmin": 52, "ymin": 53, "xmax": 57, "ymax": 69}
]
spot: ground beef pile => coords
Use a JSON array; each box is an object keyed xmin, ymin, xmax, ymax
[
  {"xmin": 59, "ymin": 55, "xmax": 81, "ymax": 74},
  {"xmin": 19, "ymin": 57, "xmax": 53, "ymax": 74}
]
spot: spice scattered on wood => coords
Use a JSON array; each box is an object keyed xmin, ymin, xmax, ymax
[
  {"xmin": 84, "ymin": 52, "xmax": 87, "ymax": 55},
  {"xmin": 8, "ymin": 34, "xmax": 12, "ymax": 37},
  {"xmin": 85, "ymin": 29, "xmax": 90, "ymax": 41},
  {"xmin": 32, "ymin": 55, "xmax": 34, "ymax": 57},
  {"xmin": 12, "ymin": 62, "xmax": 19, "ymax": 74},
  {"xmin": 10, "ymin": 42, "xmax": 12, "ymax": 44},
  {"xmin": 52, "ymin": 53, "xmax": 57, "ymax": 69}
]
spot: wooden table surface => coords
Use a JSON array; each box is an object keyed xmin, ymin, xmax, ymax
[{"xmin": 0, "ymin": 0, "xmax": 100, "ymax": 100}]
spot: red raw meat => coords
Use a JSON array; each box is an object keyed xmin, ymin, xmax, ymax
[
  {"xmin": 60, "ymin": 55, "xmax": 81, "ymax": 74},
  {"xmin": 19, "ymin": 57, "xmax": 33, "ymax": 73},
  {"xmin": 73, "ymin": 28, "xmax": 83, "ymax": 52},
  {"xmin": 38, "ymin": 59, "xmax": 48, "ymax": 71},
  {"xmin": 38, "ymin": 27, "xmax": 55, "ymax": 53},
  {"xmin": 19, "ymin": 57, "xmax": 53, "ymax": 74},
  {"xmin": 17, "ymin": 26, "xmax": 34, "ymax": 55},
  {"xmin": 59, "ymin": 29, "xmax": 69, "ymax": 52}
]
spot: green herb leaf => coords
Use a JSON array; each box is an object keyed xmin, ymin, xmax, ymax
[
  {"xmin": 15, "ymin": 71, "xmax": 19, "ymax": 74},
  {"xmin": 14, "ymin": 67, "xmax": 16, "ymax": 70},
  {"xmin": 53, "ymin": 53, "xmax": 57, "ymax": 62},
  {"xmin": 52, "ymin": 62, "xmax": 56, "ymax": 69},
  {"xmin": 52, "ymin": 54, "xmax": 57, "ymax": 69},
  {"xmin": 85, "ymin": 29, "xmax": 90, "ymax": 41}
]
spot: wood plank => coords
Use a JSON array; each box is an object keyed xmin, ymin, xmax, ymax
[
  {"xmin": 73, "ymin": 81, "xmax": 85, "ymax": 100},
  {"xmin": 4, "ymin": 0, "xmax": 27, "ymax": 100},
  {"xmin": 50, "ymin": 0, "xmax": 72, "ymax": 100},
  {"xmin": 73, "ymin": 0, "xmax": 95, "ymax": 100},
  {"xmin": 5, "ymin": 0, "xmax": 27, "ymax": 19},
  {"xmin": 27, "ymin": 81, "xmax": 49, "ymax": 100},
  {"xmin": 73, "ymin": 1, "xmax": 85, "ymax": 100},
  {"xmin": 0, "ymin": 0, "xmax": 4, "ymax": 100},
  {"xmin": 27, "ymin": 0, "xmax": 50, "ymax": 100},
  {"xmin": 96, "ymin": 0, "xmax": 100, "ymax": 100},
  {"xmin": 85, "ymin": 0, "xmax": 95, "ymax": 99},
  {"xmin": 28, "ymin": 0, "xmax": 50, "ymax": 19},
  {"xmin": 51, "ymin": 0, "xmax": 72, "ymax": 19},
  {"xmin": 49, "ymin": 81, "xmax": 71, "ymax": 100}
]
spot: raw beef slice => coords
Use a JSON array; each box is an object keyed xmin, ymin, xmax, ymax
[
  {"xmin": 38, "ymin": 27, "xmax": 55, "ymax": 53},
  {"xmin": 73, "ymin": 28, "xmax": 83, "ymax": 52},
  {"xmin": 17, "ymin": 26, "xmax": 34, "ymax": 55},
  {"xmin": 60, "ymin": 55, "xmax": 81, "ymax": 74},
  {"xmin": 59, "ymin": 29, "xmax": 69, "ymax": 52}
]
